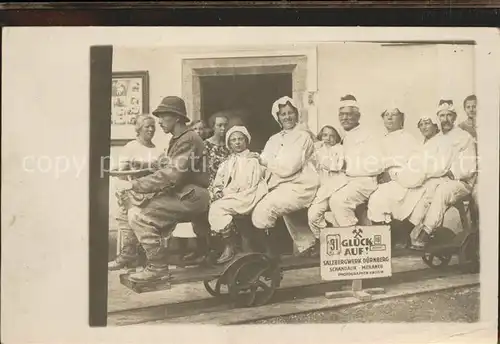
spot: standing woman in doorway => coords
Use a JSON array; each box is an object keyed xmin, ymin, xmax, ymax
[{"xmin": 204, "ymin": 112, "xmax": 231, "ymax": 201}]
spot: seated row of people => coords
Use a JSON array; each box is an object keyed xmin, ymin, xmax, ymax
[{"xmin": 109, "ymin": 93, "xmax": 478, "ymax": 283}]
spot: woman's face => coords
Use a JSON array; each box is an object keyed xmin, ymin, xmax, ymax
[
  {"xmin": 382, "ymin": 109, "xmax": 404, "ymax": 132},
  {"xmin": 192, "ymin": 122, "xmax": 205, "ymax": 137},
  {"xmin": 228, "ymin": 131, "xmax": 248, "ymax": 153},
  {"xmin": 321, "ymin": 128, "xmax": 338, "ymax": 146},
  {"xmin": 213, "ymin": 117, "xmax": 229, "ymax": 138},
  {"xmin": 278, "ymin": 104, "xmax": 298, "ymax": 130},
  {"xmin": 138, "ymin": 119, "xmax": 156, "ymax": 141},
  {"xmin": 418, "ymin": 119, "xmax": 438, "ymax": 139}
]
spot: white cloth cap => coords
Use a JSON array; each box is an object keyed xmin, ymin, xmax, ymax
[
  {"xmin": 271, "ymin": 96, "xmax": 298, "ymax": 125},
  {"xmin": 436, "ymin": 100, "xmax": 456, "ymax": 115},
  {"xmin": 339, "ymin": 98, "xmax": 359, "ymax": 110},
  {"xmin": 417, "ymin": 114, "xmax": 437, "ymax": 127},
  {"xmin": 225, "ymin": 125, "xmax": 252, "ymax": 147},
  {"xmin": 381, "ymin": 105, "xmax": 403, "ymax": 116}
]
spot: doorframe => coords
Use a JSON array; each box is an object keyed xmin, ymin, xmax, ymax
[{"xmin": 176, "ymin": 46, "xmax": 318, "ymax": 133}]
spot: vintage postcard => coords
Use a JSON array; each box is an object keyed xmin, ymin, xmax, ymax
[{"xmin": 2, "ymin": 26, "xmax": 499, "ymax": 344}]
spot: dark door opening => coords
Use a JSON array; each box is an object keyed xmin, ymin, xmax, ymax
[
  {"xmin": 200, "ymin": 72, "xmax": 295, "ymax": 254},
  {"xmin": 200, "ymin": 73, "xmax": 293, "ymax": 152}
]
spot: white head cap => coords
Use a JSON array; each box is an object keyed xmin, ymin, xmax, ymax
[
  {"xmin": 436, "ymin": 99, "xmax": 457, "ymax": 116},
  {"xmin": 417, "ymin": 114, "xmax": 437, "ymax": 127},
  {"xmin": 225, "ymin": 125, "xmax": 252, "ymax": 148},
  {"xmin": 339, "ymin": 94, "xmax": 360, "ymax": 111},
  {"xmin": 271, "ymin": 96, "xmax": 299, "ymax": 125}
]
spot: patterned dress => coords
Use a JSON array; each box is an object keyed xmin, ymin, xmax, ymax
[{"xmin": 204, "ymin": 139, "xmax": 230, "ymax": 201}]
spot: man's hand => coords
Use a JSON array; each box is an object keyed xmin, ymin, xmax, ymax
[{"xmin": 115, "ymin": 179, "xmax": 133, "ymax": 192}]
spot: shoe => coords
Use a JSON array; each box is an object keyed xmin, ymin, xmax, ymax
[
  {"xmin": 217, "ymin": 233, "xmax": 238, "ymax": 265},
  {"xmin": 128, "ymin": 263, "xmax": 171, "ymax": 283},
  {"xmin": 409, "ymin": 225, "xmax": 431, "ymax": 251},
  {"xmin": 182, "ymin": 235, "xmax": 210, "ymax": 265},
  {"xmin": 108, "ymin": 255, "xmax": 140, "ymax": 271},
  {"xmin": 297, "ymin": 240, "xmax": 320, "ymax": 258}
]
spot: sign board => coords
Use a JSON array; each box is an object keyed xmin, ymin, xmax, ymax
[{"xmin": 320, "ymin": 225, "xmax": 392, "ymax": 281}]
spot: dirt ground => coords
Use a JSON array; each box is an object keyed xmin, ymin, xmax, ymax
[{"xmin": 252, "ymin": 286, "xmax": 480, "ymax": 324}]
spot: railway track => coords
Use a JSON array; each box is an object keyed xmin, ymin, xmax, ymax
[{"xmin": 107, "ymin": 258, "xmax": 475, "ymax": 326}]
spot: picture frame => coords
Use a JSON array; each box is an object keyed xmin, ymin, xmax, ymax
[{"xmin": 111, "ymin": 71, "xmax": 149, "ymax": 142}]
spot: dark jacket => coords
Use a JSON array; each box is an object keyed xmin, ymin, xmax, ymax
[{"xmin": 130, "ymin": 128, "xmax": 209, "ymax": 194}]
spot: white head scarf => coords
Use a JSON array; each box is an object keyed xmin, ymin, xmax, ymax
[
  {"xmin": 381, "ymin": 105, "xmax": 404, "ymax": 117},
  {"xmin": 271, "ymin": 96, "xmax": 299, "ymax": 125},
  {"xmin": 436, "ymin": 100, "xmax": 457, "ymax": 116},
  {"xmin": 417, "ymin": 114, "xmax": 437, "ymax": 127},
  {"xmin": 225, "ymin": 125, "xmax": 252, "ymax": 148},
  {"xmin": 339, "ymin": 97, "xmax": 359, "ymax": 111}
]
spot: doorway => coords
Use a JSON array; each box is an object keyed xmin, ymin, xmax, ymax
[
  {"xmin": 182, "ymin": 55, "xmax": 310, "ymax": 255},
  {"xmin": 200, "ymin": 73, "xmax": 292, "ymax": 152}
]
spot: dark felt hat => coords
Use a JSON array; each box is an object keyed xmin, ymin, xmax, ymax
[{"xmin": 152, "ymin": 96, "xmax": 190, "ymax": 122}]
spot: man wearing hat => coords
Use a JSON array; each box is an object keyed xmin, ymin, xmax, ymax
[
  {"xmin": 326, "ymin": 95, "xmax": 384, "ymax": 228},
  {"xmin": 114, "ymin": 96, "xmax": 210, "ymax": 282},
  {"xmin": 409, "ymin": 100, "xmax": 477, "ymax": 249}
]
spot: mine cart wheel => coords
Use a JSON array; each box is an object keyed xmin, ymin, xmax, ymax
[
  {"xmin": 422, "ymin": 253, "xmax": 452, "ymax": 269},
  {"xmin": 458, "ymin": 233, "xmax": 479, "ymax": 274},
  {"xmin": 421, "ymin": 227, "xmax": 456, "ymax": 269},
  {"xmin": 224, "ymin": 254, "xmax": 280, "ymax": 308},
  {"xmin": 203, "ymin": 278, "xmax": 227, "ymax": 298}
]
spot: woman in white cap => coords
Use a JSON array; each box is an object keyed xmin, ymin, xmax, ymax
[
  {"xmin": 366, "ymin": 107, "xmax": 421, "ymax": 235},
  {"xmin": 208, "ymin": 126, "xmax": 268, "ymax": 263},
  {"xmin": 417, "ymin": 116, "xmax": 440, "ymax": 143},
  {"xmin": 307, "ymin": 125, "xmax": 347, "ymax": 239},
  {"xmin": 366, "ymin": 113, "xmax": 444, "ymax": 228},
  {"xmin": 250, "ymin": 96, "xmax": 320, "ymax": 257}
]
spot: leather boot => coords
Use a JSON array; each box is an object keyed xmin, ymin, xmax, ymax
[
  {"xmin": 108, "ymin": 253, "xmax": 141, "ymax": 271},
  {"xmin": 128, "ymin": 245, "xmax": 171, "ymax": 283},
  {"xmin": 108, "ymin": 230, "xmax": 141, "ymax": 271},
  {"xmin": 182, "ymin": 235, "xmax": 209, "ymax": 264},
  {"xmin": 128, "ymin": 262, "xmax": 171, "ymax": 283},
  {"xmin": 298, "ymin": 239, "xmax": 320, "ymax": 258},
  {"xmin": 217, "ymin": 232, "xmax": 238, "ymax": 265}
]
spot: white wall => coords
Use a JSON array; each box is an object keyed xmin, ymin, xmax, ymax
[{"xmin": 317, "ymin": 43, "xmax": 475, "ymax": 139}]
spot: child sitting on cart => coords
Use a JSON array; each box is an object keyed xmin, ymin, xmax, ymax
[
  {"xmin": 307, "ymin": 125, "xmax": 347, "ymax": 240},
  {"xmin": 208, "ymin": 126, "xmax": 268, "ymax": 264}
]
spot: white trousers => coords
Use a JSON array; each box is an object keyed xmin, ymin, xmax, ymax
[
  {"xmin": 327, "ymin": 177, "xmax": 378, "ymax": 228},
  {"xmin": 252, "ymin": 182, "xmax": 317, "ymax": 253},
  {"xmin": 421, "ymin": 180, "xmax": 472, "ymax": 233}
]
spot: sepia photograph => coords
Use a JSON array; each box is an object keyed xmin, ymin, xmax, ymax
[
  {"xmin": 2, "ymin": 24, "xmax": 498, "ymax": 344},
  {"xmin": 105, "ymin": 38, "xmax": 482, "ymax": 326}
]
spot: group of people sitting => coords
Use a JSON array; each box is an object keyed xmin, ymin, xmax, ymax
[{"xmin": 109, "ymin": 93, "xmax": 478, "ymax": 284}]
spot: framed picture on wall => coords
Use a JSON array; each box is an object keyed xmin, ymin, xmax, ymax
[{"xmin": 111, "ymin": 71, "xmax": 149, "ymax": 142}]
